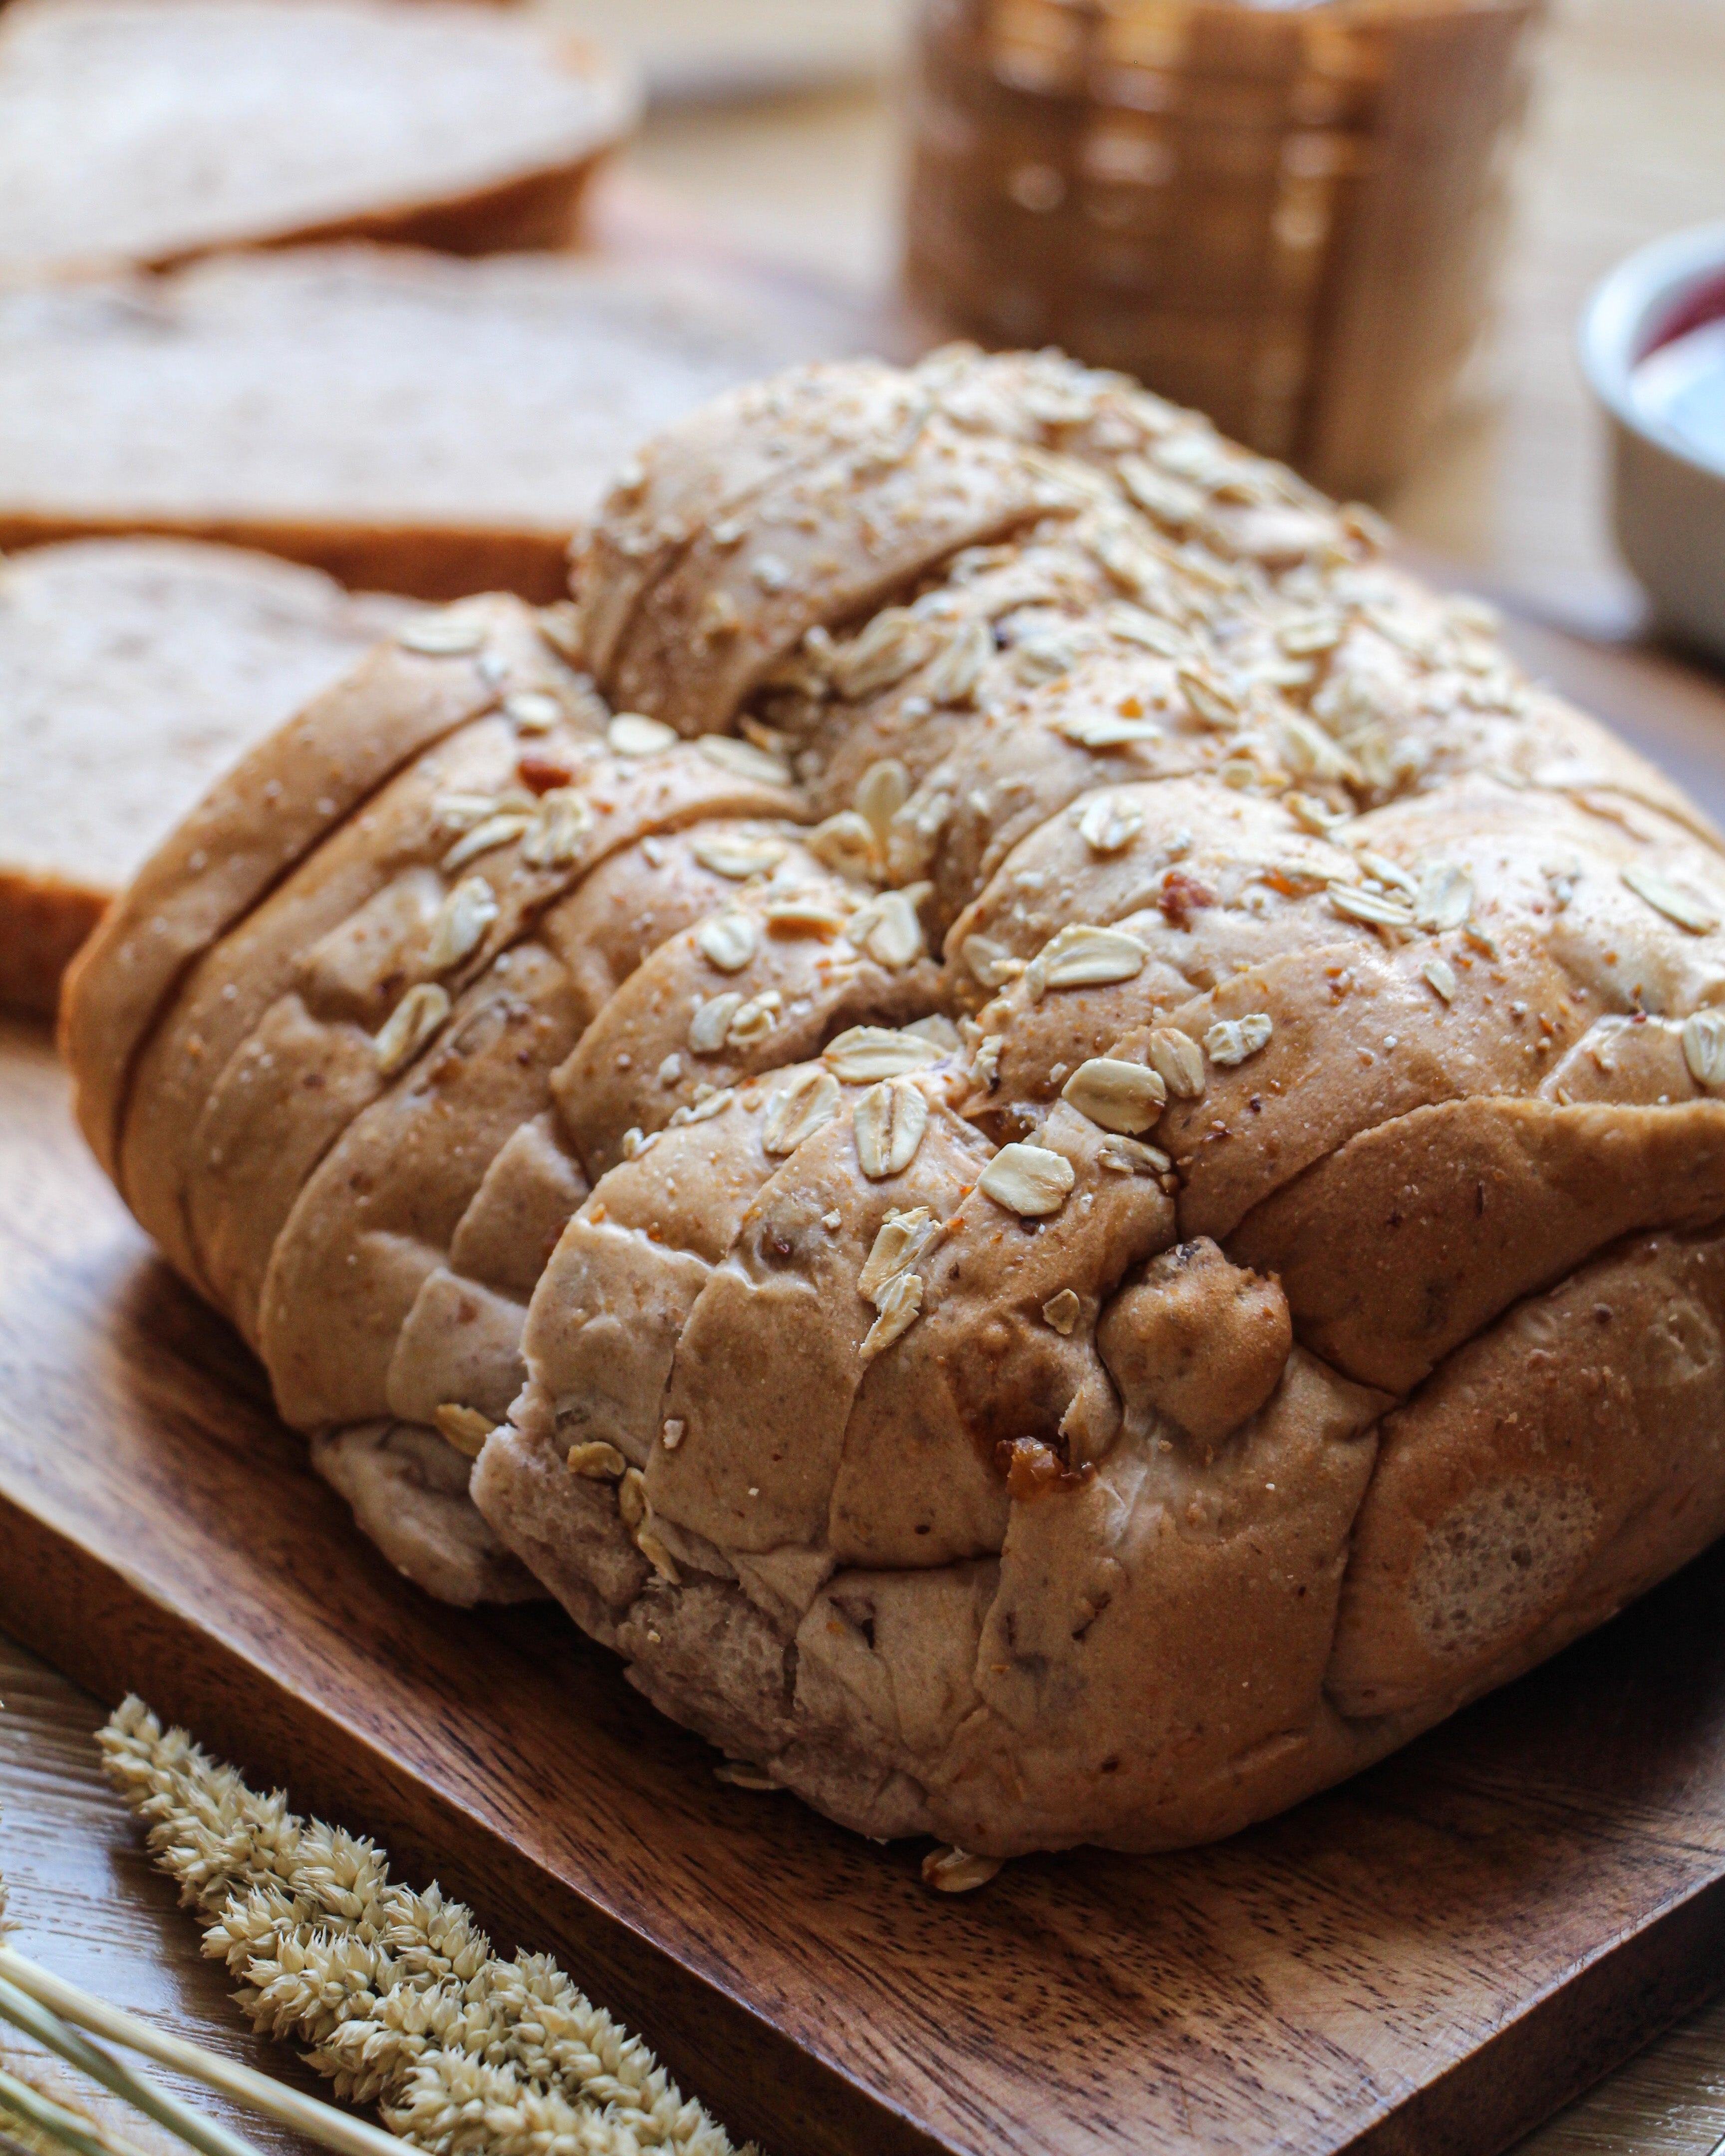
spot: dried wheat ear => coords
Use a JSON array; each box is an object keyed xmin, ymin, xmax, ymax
[
  {"xmin": 96, "ymin": 1698, "xmax": 751, "ymax": 2156},
  {"xmin": 62, "ymin": 346, "xmax": 1725, "ymax": 1863}
]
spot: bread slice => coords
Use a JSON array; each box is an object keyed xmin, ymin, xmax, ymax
[
  {"xmin": 0, "ymin": 246, "xmax": 859, "ymax": 600},
  {"xmin": 0, "ymin": 537, "xmax": 408, "ymax": 1013},
  {"xmin": 0, "ymin": 0, "xmax": 638, "ymax": 280}
]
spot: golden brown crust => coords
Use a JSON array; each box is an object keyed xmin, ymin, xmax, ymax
[
  {"xmin": 522, "ymin": 1086, "xmax": 789, "ymax": 1473},
  {"xmin": 63, "ymin": 596, "xmax": 543, "ymax": 1180},
  {"xmin": 113, "ymin": 600, "xmax": 599, "ymax": 1293},
  {"xmin": 829, "ymin": 1099, "xmax": 1173, "ymax": 1571},
  {"xmin": 62, "ymin": 349, "xmax": 1725, "ymax": 1856},
  {"xmin": 650, "ymin": 1087, "xmax": 989, "ymax": 1556},
  {"xmin": 599, "ymin": 422, "xmax": 1094, "ymax": 736},
  {"xmin": 944, "ymin": 1348, "xmax": 1386, "ymax": 1854},
  {"xmin": 0, "ymin": 868, "xmax": 104, "ymax": 1015},
  {"xmin": 260, "ymin": 941, "xmax": 586, "ymax": 1426},
  {"xmin": 1097, "ymin": 1238, "xmax": 1292, "ymax": 1451},
  {"xmin": 1231, "ymin": 1098, "xmax": 1725, "ymax": 1392},
  {"xmin": 310, "ymin": 1422, "xmax": 545, "ymax": 1609},
  {"xmin": 178, "ymin": 737, "xmax": 796, "ymax": 1324},
  {"xmin": 1327, "ymin": 1231, "xmax": 1725, "ymax": 1719},
  {"xmin": 572, "ymin": 360, "xmax": 919, "ymax": 684},
  {"xmin": 125, "ymin": 712, "xmax": 529, "ymax": 1295},
  {"xmin": 0, "ymin": 510, "xmax": 577, "ymax": 608},
  {"xmin": 538, "ymin": 823, "xmax": 821, "ymax": 1033},
  {"xmin": 550, "ymin": 880, "xmax": 939, "ymax": 1179}
]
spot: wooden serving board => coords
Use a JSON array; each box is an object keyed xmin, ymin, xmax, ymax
[{"xmin": 6, "ymin": 626, "xmax": 1725, "ymax": 2156}]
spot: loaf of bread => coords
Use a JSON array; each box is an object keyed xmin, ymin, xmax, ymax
[
  {"xmin": 64, "ymin": 349, "xmax": 1725, "ymax": 1859},
  {"xmin": 0, "ymin": 538, "xmax": 408, "ymax": 1013},
  {"xmin": 0, "ymin": 0, "xmax": 636, "ymax": 280},
  {"xmin": 0, "ymin": 247, "xmax": 853, "ymax": 600}
]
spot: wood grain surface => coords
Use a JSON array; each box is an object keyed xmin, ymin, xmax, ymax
[
  {"xmin": 5, "ymin": 623, "xmax": 1725, "ymax": 2156},
  {"xmin": 15, "ymin": 1630, "xmax": 1725, "ymax": 2156}
]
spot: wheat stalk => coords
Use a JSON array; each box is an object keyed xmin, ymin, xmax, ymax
[
  {"xmin": 0, "ymin": 1952, "xmax": 402, "ymax": 2156},
  {"xmin": 3, "ymin": 2124, "xmax": 60, "ymax": 2156},
  {"xmin": 0, "ymin": 1973, "xmax": 260, "ymax": 2156},
  {"xmin": 0, "ymin": 1845, "xmax": 130, "ymax": 2156},
  {"xmin": 0, "ymin": 2067, "xmax": 156, "ymax": 2156},
  {"xmin": 0, "ymin": 1815, "xmax": 407, "ymax": 2156},
  {"xmin": 97, "ymin": 1701, "xmax": 753, "ymax": 2156}
]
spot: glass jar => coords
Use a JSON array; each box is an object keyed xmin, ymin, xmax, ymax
[{"xmin": 903, "ymin": 0, "xmax": 1541, "ymax": 497}]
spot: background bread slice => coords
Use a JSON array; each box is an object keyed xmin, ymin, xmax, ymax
[
  {"xmin": 0, "ymin": 246, "xmax": 860, "ymax": 600},
  {"xmin": 0, "ymin": 0, "xmax": 638, "ymax": 281},
  {"xmin": 0, "ymin": 537, "xmax": 409, "ymax": 1013}
]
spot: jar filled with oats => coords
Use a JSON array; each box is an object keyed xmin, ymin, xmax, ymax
[{"xmin": 903, "ymin": 0, "xmax": 1541, "ymax": 498}]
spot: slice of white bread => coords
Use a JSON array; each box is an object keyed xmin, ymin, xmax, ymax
[
  {"xmin": 0, "ymin": 0, "xmax": 639, "ymax": 280},
  {"xmin": 0, "ymin": 538, "xmax": 409, "ymax": 1013},
  {"xmin": 0, "ymin": 246, "xmax": 859, "ymax": 600}
]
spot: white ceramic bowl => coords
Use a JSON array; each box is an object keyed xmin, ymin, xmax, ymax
[{"xmin": 1581, "ymin": 222, "xmax": 1725, "ymax": 661}]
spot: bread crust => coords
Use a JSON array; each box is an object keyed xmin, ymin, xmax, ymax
[
  {"xmin": 63, "ymin": 349, "xmax": 1725, "ymax": 1856},
  {"xmin": 109, "ymin": 601, "xmax": 586, "ymax": 1289},
  {"xmin": 573, "ymin": 360, "xmax": 921, "ymax": 684},
  {"xmin": 0, "ymin": 868, "xmax": 104, "ymax": 1015},
  {"xmin": 177, "ymin": 736, "xmax": 798, "ymax": 1327},
  {"xmin": 311, "ymin": 1422, "xmax": 545, "ymax": 1609},
  {"xmin": 63, "ymin": 596, "xmax": 544, "ymax": 1179},
  {"xmin": 1328, "ymin": 1230, "xmax": 1725, "ymax": 1718},
  {"xmin": 0, "ymin": 511, "xmax": 577, "ymax": 609},
  {"xmin": 1232, "ymin": 1097, "xmax": 1725, "ymax": 1392},
  {"xmin": 261, "ymin": 941, "xmax": 588, "ymax": 1426}
]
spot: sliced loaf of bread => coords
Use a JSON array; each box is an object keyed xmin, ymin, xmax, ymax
[
  {"xmin": 0, "ymin": 0, "xmax": 638, "ymax": 280},
  {"xmin": 0, "ymin": 537, "xmax": 409, "ymax": 1012},
  {"xmin": 0, "ymin": 246, "xmax": 859, "ymax": 600}
]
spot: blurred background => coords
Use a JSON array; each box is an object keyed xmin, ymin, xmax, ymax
[{"xmin": 574, "ymin": 0, "xmax": 1725, "ymax": 639}]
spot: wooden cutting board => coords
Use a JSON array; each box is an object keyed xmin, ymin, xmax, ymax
[{"xmin": 6, "ymin": 625, "xmax": 1725, "ymax": 2156}]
